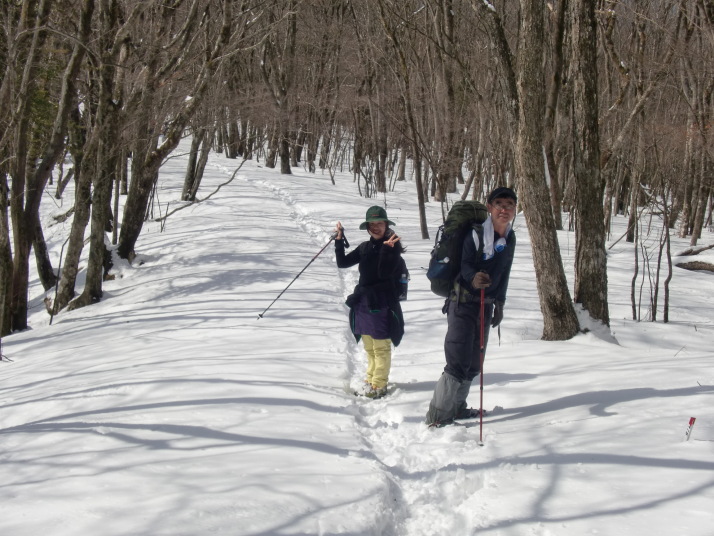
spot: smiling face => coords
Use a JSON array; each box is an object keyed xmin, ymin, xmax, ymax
[
  {"xmin": 367, "ymin": 220, "xmax": 387, "ymax": 240},
  {"xmin": 488, "ymin": 197, "xmax": 516, "ymax": 230}
]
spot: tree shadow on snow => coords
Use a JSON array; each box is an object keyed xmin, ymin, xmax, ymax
[{"xmin": 487, "ymin": 383, "xmax": 714, "ymax": 421}]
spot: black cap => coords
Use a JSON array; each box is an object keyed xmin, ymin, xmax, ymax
[{"xmin": 487, "ymin": 186, "xmax": 517, "ymax": 204}]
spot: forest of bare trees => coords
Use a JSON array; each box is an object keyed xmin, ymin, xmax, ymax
[{"xmin": 0, "ymin": 0, "xmax": 711, "ymax": 340}]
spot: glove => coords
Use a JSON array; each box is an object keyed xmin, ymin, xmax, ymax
[
  {"xmin": 492, "ymin": 301, "xmax": 504, "ymax": 327},
  {"xmin": 471, "ymin": 271, "xmax": 491, "ymax": 289}
]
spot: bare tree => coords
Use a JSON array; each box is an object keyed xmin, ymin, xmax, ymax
[
  {"xmin": 259, "ymin": 0, "xmax": 298, "ymax": 175},
  {"xmin": 0, "ymin": 0, "xmax": 707, "ymax": 332},
  {"xmin": 571, "ymin": 0, "xmax": 609, "ymax": 326},
  {"xmin": 50, "ymin": 0, "xmax": 145, "ymax": 314},
  {"xmin": 3, "ymin": 0, "xmax": 54, "ymax": 332},
  {"xmin": 427, "ymin": 0, "xmax": 463, "ymax": 202},
  {"xmin": 182, "ymin": 121, "xmax": 216, "ymax": 202},
  {"xmin": 473, "ymin": 0, "xmax": 579, "ymax": 340},
  {"xmin": 374, "ymin": 0, "xmax": 430, "ymax": 238},
  {"xmin": 543, "ymin": 0, "xmax": 568, "ymax": 229},
  {"xmin": 117, "ymin": 0, "xmax": 237, "ymax": 262},
  {"xmin": 0, "ymin": 0, "xmax": 92, "ymax": 331}
]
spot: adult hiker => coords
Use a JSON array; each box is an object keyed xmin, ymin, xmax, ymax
[
  {"xmin": 334, "ymin": 206, "xmax": 406, "ymax": 399},
  {"xmin": 425, "ymin": 187, "xmax": 517, "ymax": 426}
]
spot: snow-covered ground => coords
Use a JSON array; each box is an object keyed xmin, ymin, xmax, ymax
[{"xmin": 2, "ymin": 144, "xmax": 713, "ymax": 536}]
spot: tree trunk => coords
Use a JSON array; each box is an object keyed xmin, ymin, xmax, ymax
[
  {"xmin": 0, "ymin": 170, "xmax": 12, "ymax": 336},
  {"xmin": 32, "ymin": 210, "xmax": 56, "ymax": 290},
  {"xmin": 396, "ymin": 144, "xmax": 407, "ymax": 182},
  {"xmin": 265, "ymin": 125, "xmax": 278, "ymax": 169},
  {"xmin": 73, "ymin": 144, "xmax": 116, "ymax": 309},
  {"xmin": 260, "ymin": 1, "xmax": 297, "ymax": 176},
  {"xmin": 9, "ymin": 138, "xmax": 31, "ymax": 331},
  {"xmin": 226, "ymin": 119, "xmax": 239, "ymax": 159},
  {"xmin": 473, "ymin": 0, "xmax": 578, "ymax": 339},
  {"xmin": 74, "ymin": 110, "xmax": 120, "ymax": 308},
  {"xmin": 245, "ymin": 123, "xmax": 256, "ymax": 160},
  {"xmin": 3, "ymin": 0, "xmax": 92, "ymax": 324},
  {"xmin": 375, "ymin": 0, "xmax": 429, "ymax": 238},
  {"xmin": 188, "ymin": 126, "xmax": 215, "ymax": 201},
  {"xmin": 238, "ymin": 117, "xmax": 248, "ymax": 157},
  {"xmin": 373, "ymin": 87, "xmax": 388, "ymax": 193},
  {"xmin": 182, "ymin": 129, "xmax": 203, "ymax": 201},
  {"xmin": 543, "ymin": 0, "xmax": 567, "ymax": 230},
  {"xmin": 431, "ymin": 0, "xmax": 460, "ymax": 203},
  {"xmin": 571, "ymin": 0, "xmax": 609, "ymax": 326},
  {"xmin": 677, "ymin": 108, "xmax": 697, "ymax": 238},
  {"xmin": 626, "ymin": 123, "xmax": 646, "ymax": 243},
  {"xmin": 515, "ymin": 0, "xmax": 580, "ymax": 340},
  {"xmin": 6, "ymin": 0, "xmax": 53, "ymax": 331},
  {"xmin": 55, "ymin": 166, "xmax": 74, "ymax": 199},
  {"xmin": 279, "ymin": 124, "xmax": 292, "ymax": 175},
  {"xmin": 690, "ymin": 144, "xmax": 709, "ymax": 245},
  {"xmin": 51, "ymin": 110, "xmax": 92, "ymax": 314}
]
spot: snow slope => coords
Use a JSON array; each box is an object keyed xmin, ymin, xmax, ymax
[{"xmin": 2, "ymin": 144, "xmax": 713, "ymax": 536}]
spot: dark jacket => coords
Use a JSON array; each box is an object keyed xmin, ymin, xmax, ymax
[
  {"xmin": 335, "ymin": 232, "xmax": 405, "ymax": 346},
  {"xmin": 458, "ymin": 226, "xmax": 516, "ymax": 304}
]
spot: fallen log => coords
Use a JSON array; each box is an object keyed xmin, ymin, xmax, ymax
[
  {"xmin": 676, "ymin": 261, "xmax": 714, "ymax": 273},
  {"xmin": 675, "ymin": 243, "xmax": 714, "ymax": 257}
]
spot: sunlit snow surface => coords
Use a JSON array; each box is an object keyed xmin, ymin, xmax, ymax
[{"xmin": 2, "ymin": 142, "xmax": 712, "ymax": 536}]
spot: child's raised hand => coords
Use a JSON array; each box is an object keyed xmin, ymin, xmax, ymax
[{"xmin": 384, "ymin": 232, "xmax": 400, "ymax": 247}]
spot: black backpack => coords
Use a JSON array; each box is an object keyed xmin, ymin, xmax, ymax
[{"xmin": 426, "ymin": 200, "xmax": 488, "ymax": 297}]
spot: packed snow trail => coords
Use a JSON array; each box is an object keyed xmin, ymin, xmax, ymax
[
  {"xmin": 209, "ymin": 161, "xmax": 714, "ymax": 536},
  {"xmin": 229, "ymin": 165, "xmax": 534, "ymax": 535},
  {"xmin": 1, "ymin": 147, "xmax": 712, "ymax": 536},
  {"xmin": 205, "ymin": 161, "xmax": 500, "ymax": 534}
]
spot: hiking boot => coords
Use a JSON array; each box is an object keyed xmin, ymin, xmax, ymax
[
  {"xmin": 365, "ymin": 385, "xmax": 388, "ymax": 399},
  {"xmin": 454, "ymin": 407, "xmax": 484, "ymax": 420},
  {"xmin": 427, "ymin": 418, "xmax": 455, "ymax": 428},
  {"xmin": 355, "ymin": 382, "xmax": 373, "ymax": 396}
]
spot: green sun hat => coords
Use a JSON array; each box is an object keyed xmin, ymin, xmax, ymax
[{"xmin": 359, "ymin": 205, "xmax": 396, "ymax": 230}]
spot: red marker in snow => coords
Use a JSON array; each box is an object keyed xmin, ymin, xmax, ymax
[{"xmin": 684, "ymin": 417, "xmax": 696, "ymax": 441}]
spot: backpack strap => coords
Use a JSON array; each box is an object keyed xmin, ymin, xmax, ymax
[
  {"xmin": 452, "ymin": 223, "xmax": 485, "ymax": 301},
  {"xmin": 470, "ymin": 222, "xmax": 484, "ymax": 260}
]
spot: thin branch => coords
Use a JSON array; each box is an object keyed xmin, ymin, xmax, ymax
[{"xmin": 154, "ymin": 161, "xmax": 245, "ymax": 222}]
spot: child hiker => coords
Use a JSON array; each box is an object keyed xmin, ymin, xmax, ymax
[{"xmin": 334, "ymin": 206, "xmax": 406, "ymax": 399}]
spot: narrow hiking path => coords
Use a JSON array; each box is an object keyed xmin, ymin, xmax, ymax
[
  {"xmin": 213, "ymin": 161, "xmax": 503, "ymax": 535},
  {"xmin": 5, "ymin": 146, "xmax": 711, "ymax": 536},
  {"xmin": 10, "ymin": 155, "xmax": 405, "ymax": 536},
  {"xmin": 149, "ymin": 155, "xmax": 714, "ymax": 536}
]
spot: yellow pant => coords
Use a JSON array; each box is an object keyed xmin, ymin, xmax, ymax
[{"xmin": 362, "ymin": 335, "xmax": 392, "ymax": 389}]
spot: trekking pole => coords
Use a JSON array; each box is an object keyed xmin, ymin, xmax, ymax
[
  {"xmin": 257, "ymin": 232, "xmax": 345, "ymax": 319},
  {"xmin": 479, "ymin": 287, "xmax": 486, "ymax": 446}
]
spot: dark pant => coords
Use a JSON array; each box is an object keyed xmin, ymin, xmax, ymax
[
  {"xmin": 426, "ymin": 298, "xmax": 494, "ymax": 425},
  {"xmin": 443, "ymin": 299, "xmax": 493, "ymax": 382}
]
